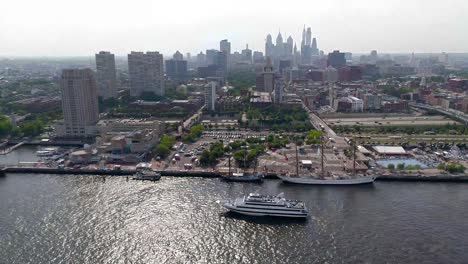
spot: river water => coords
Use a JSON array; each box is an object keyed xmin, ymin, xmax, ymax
[{"xmin": 1, "ymin": 174, "xmax": 467, "ymax": 264}]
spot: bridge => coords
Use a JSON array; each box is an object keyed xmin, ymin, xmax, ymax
[{"xmin": 411, "ymin": 103, "xmax": 468, "ymax": 126}]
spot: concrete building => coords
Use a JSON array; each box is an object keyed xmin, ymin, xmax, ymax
[
  {"xmin": 327, "ymin": 50, "xmax": 346, "ymax": 68},
  {"xmin": 57, "ymin": 69, "xmax": 99, "ymax": 137},
  {"xmin": 324, "ymin": 66, "xmax": 338, "ymax": 82},
  {"xmin": 165, "ymin": 59, "xmax": 187, "ymax": 81},
  {"xmin": 363, "ymin": 94, "xmax": 382, "ymax": 111},
  {"xmin": 128, "ymin": 51, "xmax": 165, "ymax": 97},
  {"xmin": 205, "ymin": 81, "xmax": 217, "ymax": 111},
  {"xmin": 349, "ymin": 96, "xmax": 364, "ymax": 112},
  {"xmin": 274, "ymin": 79, "xmax": 283, "ymax": 104},
  {"xmin": 220, "ymin": 39, "xmax": 231, "ymax": 70},
  {"xmin": 95, "ymin": 51, "xmax": 117, "ymax": 99},
  {"xmin": 97, "ymin": 118, "xmax": 165, "ymax": 134},
  {"xmin": 255, "ymin": 57, "xmax": 275, "ymax": 92}
]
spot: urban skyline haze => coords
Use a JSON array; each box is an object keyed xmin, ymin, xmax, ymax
[{"xmin": 1, "ymin": 0, "xmax": 468, "ymax": 56}]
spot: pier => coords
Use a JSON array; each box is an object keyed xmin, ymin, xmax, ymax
[{"xmin": 0, "ymin": 166, "xmax": 467, "ymax": 182}]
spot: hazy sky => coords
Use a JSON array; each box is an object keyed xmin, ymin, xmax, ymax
[{"xmin": 1, "ymin": 0, "xmax": 467, "ymax": 57}]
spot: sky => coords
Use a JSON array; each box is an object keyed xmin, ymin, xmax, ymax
[{"xmin": 1, "ymin": 0, "xmax": 467, "ymax": 57}]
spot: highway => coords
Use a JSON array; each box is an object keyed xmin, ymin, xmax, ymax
[{"xmin": 411, "ymin": 103, "xmax": 468, "ymax": 125}]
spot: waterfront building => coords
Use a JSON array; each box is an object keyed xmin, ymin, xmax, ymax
[
  {"xmin": 95, "ymin": 51, "xmax": 117, "ymax": 99},
  {"xmin": 205, "ymin": 81, "xmax": 217, "ymax": 112},
  {"xmin": 57, "ymin": 69, "xmax": 99, "ymax": 137},
  {"xmin": 128, "ymin": 51, "xmax": 165, "ymax": 97}
]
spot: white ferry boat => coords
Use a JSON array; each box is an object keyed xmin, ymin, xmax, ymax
[{"xmin": 218, "ymin": 193, "xmax": 309, "ymax": 218}]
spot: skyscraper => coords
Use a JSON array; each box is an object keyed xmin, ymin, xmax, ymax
[
  {"xmin": 95, "ymin": 51, "xmax": 117, "ymax": 99},
  {"xmin": 220, "ymin": 39, "xmax": 231, "ymax": 70},
  {"xmin": 265, "ymin": 34, "xmax": 274, "ymax": 58},
  {"xmin": 165, "ymin": 59, "xmax": 187, "ymax": 81},
  {"xmin": 274, "ymin": 79, "xmax": 283, "ymax": 104},
  {"xmin": 275, "ymin": 32, "xmax": 284, "ymax": 58},
  {"xmin": 255, "ymin": 57, "xmax": 275, "ymax": 92},
  {"xmin": 173, "ymin": 50, "xmax": 183, "ymax": 60},
  {"xmin": 59, "ymin": 69, "xmax": 99, "ymax": 137},
  {"xmin": 327, "ymin": 50, "xmax": 346, "ymax": 68},
  {"xmin": 286, "ymin": 36, "xmax": 294, "ymax": 58},
  {"xmin": 206, "ymin": 49, "xmax": 218, "ymax": 65},
  {"xmin": 220, "ymin": 39, "xmax": 231, "ymax": 55},
  {"xmin": 205, "ymin": 81, "xmax": 217, "ymax": 112},
  {"xmin": 241, "ymin": 44, "xmax": 252, "ymax": 63},
  {"xmin": 128, "ymin": 51, "xmax": 165, "ymax": 97}
]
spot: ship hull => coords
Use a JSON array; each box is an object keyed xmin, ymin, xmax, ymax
[
  {"xmin": 278, "ymin": 175, "xmax": 376, "ymax": 185},
  {"xmin": 222, "ymin": 174, "xmax": 263, "ymax": 182},
  {"xmin": 222, "ymin": 203, "xmax": 308, "ymax": 218}
]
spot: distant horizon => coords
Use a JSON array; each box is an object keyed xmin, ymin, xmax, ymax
[{"xmin": 2, "ymin": 0, "xmax": 468, "ymax": 57}]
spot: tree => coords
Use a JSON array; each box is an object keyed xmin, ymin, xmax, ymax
[
  {"xmin": 154, "ymin": 145, "xmax": 170, "ymax": 158},
  {"xmin": 0, "ymin": 115, "xmax": 13, "ymax": 137},
  {"xmin": 397, "ymin": 163, "xmax": 405, "ymax": 170},
  {"xmin": 18, "ymin": 120, "xmax": 44, "ymax": 137},
  {"xmin": 387, "ymin": 164, "xmax": 395, "ymax": 170}
]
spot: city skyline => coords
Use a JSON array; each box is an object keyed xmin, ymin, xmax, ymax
[{"xmin": 2, "ymin": 0, "xmax": 468, "ymax": 56}]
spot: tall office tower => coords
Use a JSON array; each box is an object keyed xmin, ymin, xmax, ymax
[
  {"xmin": 241, "ymin": 44, "xmax": 252, "ymax": 63},
  {"xmin": 59, "ymin": 69, "xmax": 99, "ymax": 137},
  {"xmin": 215, "ymin": 51, "xmax": 228, "ymax": 76},
  {"xmin": 293, "ymin": 43, "xmax": 301, "ymax": 66},
  {"xmin": 165, "ymin": 59, "xmax": 188, "ymax": 81},
  {"xmin": 205, "ymin": 81, "xmax": 217, "ymax": 112},
  {"xmin": 275, "ymin": 32, "xmax": 284, "ymax": 58},
  {"xmin": 95, "ymin": 51, "xmax": 117, "ymax": 99},
  {"xmin": 205, "ymin": 49, "xmax": 218, "ymax": 65},
  {"xmin": 220, "ymin": 39, "xmax": 231, "ymax": 70},
  {"xmin": 306, "ymin": 27, "xmax": 312, "ymax": 46},
  {"xmin": 274, "ymin": 79, "xmax": 283, "ymax": 104},
  {"xmin": 255, "ymin": 57, "xmax": 275, "ymax": 92},
  {"xmin": 173, "ymin": 50, "xmax": 184, "ymax": 60},
  {"xmin": 128, "ymin": 51, "xmax": 165, "ymax": 97},
  {"xmin": 186, "ymin": 52, "xmax": 191, "ymax": 61},
  {"xmin": 327, "ymin": 50, "xmax": 346, "ymax": 68},
  {"xmin": 265, "ymin": 34, "xmax": 275, "ymax": 58},
  {"xmin": 286, "ymin": 36, "xmax": 294, "ymax": 57},
  {"xmin": 253, "ymin": 51, "xmax": 264, "ymax": 63},
  {"xmin": 220, "ymin": 39, "xmax": 231, "ymax": 55},
  {"xmin": 311, "ymin": 38, "xmax": 318, "ymax": 55},
  {"xmin": 197, "ymin": 52, "xmax": 206, "ymax": 67}
]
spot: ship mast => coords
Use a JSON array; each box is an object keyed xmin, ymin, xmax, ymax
[
  {"xmin": 321, "ymin": 135, "xmax": 325, "ymax": 178},
  {"xmin": 295, "ymin": 141, "xmax": 299, "ymax": 177},
  {"xmin": 353, "ymin": 137, "xmax": 357, "ymax": 177}
]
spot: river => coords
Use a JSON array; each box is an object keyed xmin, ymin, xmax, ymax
[{"xmin": 0, "ymin": 174, "xmax": 467, "ymax": 263}]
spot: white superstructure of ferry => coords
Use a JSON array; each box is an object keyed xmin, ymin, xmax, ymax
[{"xmin": 219, "ymin": 193, "xmax": 309, "ymax": 218}]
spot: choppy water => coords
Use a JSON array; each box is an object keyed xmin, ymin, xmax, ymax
[{"xmin": 1, "ymin": 174, "xmax": 467, "ymax": 264}]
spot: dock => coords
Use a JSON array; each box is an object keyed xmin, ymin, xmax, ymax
[{"xmin": 0, "ymin": 167, "xmax": 467, "ymax": 182}]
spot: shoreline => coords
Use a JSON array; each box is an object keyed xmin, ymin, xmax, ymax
[{"xmin": 1, "ymin": 167, "xmax": 467, "ymax": 182}]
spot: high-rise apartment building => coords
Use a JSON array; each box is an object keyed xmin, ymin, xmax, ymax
[
  {"xmin": 58, "ymin": 69, "xmax": 99, "ymax": 137},
  {"xmin": 205, "ymin": 81, "xmax": 217, "ymax": 112},
  {"xmin": 95, "ymin": 51, "xmax": 117, "ymax": 99},
  {"xmin": 128, "ymin": 51, "xmax": 165, "ymax": 97}
]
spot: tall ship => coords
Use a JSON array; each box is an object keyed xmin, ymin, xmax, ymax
[
  {"xmin": 278, "ymin": 137, "xmax": 376, "ymax": 185},
  {"xmin": 221, "ymin": 151, "xmax": 263, "ymax": 182},
  {"xmin": 218, "ymin": 193, "xmax": 309, "ymax": 218}
]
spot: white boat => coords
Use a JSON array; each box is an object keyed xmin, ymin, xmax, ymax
[
  {"xmin": 36, "ymin": 147, "xmax": 58, "ymax": 156},
  {"xmin": 218, "ymin": 193, "xmax": 309, "ymax": 218},
  {"xmin": 132, "ymin": 169, "xmax": 161, "ymax": 181},
  {"xmin": 278, "ymin": 174, "xmax": 376, "ymax": 185}
]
